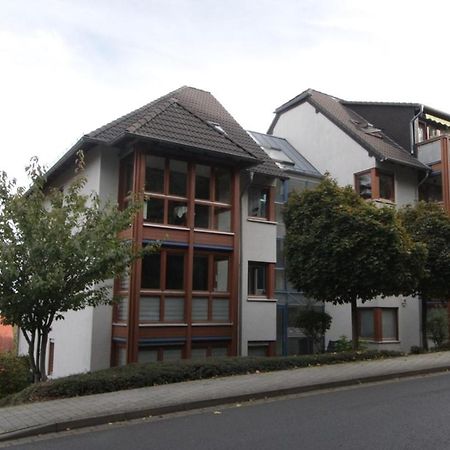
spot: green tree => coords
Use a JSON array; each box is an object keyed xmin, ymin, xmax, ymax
[
  {"xmin": 284, "ymin": 177, "xmax": 425, "ymax": 349},
  {"xmin": 296, "ymin": 308, "xmax": 332, "ymax": 353},
  {"xmin": 0, "ymin": 154, "xmax": 142, "ymax": 382},
  {"xmin": 426, "ymin": 308, "xmax": 448, "ymax": 348},
  {"xmin": 399, "ymin": 202, "xmax": 450, "ymax": 349}
]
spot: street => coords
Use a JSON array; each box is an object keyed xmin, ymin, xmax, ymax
[{"xmin": 6, "ymin": 372, "xmax": 450, "ymax": 450}]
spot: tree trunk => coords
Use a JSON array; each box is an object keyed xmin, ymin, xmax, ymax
[
  {"xmin": 351, "ymin": 299, "xmax": 359, "ymax": 350},
  {"xmin": 421, "ymin": 297, "xmax": 428, "ymax": 351},
  {"xmin": 39, "ymin": 331, "xmax": 48, "ymax": 382}
]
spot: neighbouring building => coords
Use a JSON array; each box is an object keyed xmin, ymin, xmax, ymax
[{"xmin": 268, "ymin": 88, "xmax": 450, "ymax": 351}]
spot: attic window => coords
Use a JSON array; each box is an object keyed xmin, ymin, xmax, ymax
[{"xmin": 208, "ymin": 121, "xmax": 227, "ymax": 135}]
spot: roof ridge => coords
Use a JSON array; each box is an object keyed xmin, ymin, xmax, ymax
[
  {"xmin": 126, "ymin": 98, "xmax": 178, "ymax": 134},
  {"xmin": 174, "ymin": 99, "xmax": 258, "ymax": 160},
  {"xmin": 88, "ymin": 86, "xmax": 188, "ymax": 140}
]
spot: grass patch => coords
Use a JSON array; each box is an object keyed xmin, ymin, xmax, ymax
[{"xmin": 0, "ymin": 350, "xmax": 403, "ymax": 407}]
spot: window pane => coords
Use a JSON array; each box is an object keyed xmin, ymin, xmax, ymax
[
  {"xmin": 359, "ymin": 309, "xmax": 374, "ymax": 339},
  {"xmin": 211, "ymin": 347, "xmax": 228, "ymax": 357},
  {"xmin": 382, "ymin": 309, "xmax": 397, "ymax": 340},
  {"xmin": 275, "ymin": 179, "xmax": 285, "ymax": 202},
  {"xmin": 276, "ymin": 239, "xmax": 284, "ymax": 268},
  {"xmin": 275, "ymin": 269, "xmax": 285, "ymax": 291},
  {"xmin": 124, "ymin": 158, "xmax": 134, "ymax": 195},
  {"xmin": 214, "ymin": 256, "xmax": 229, "ymax": 292},
  {"xmin": 117, "ymin": 297, "xmax": 128, "ymax": 322},
  {"xmin": 146, "ymin": 155, "xmax": 165, "ymax": 193},
  {"xmin": 212, "ymin": 298, "xmax": 229, "ymax": 321},
  {"xmin": 248, "ymin": 262, "xmax": 266, "ymax": 295},
  {"xmin": 356, "ymin": 173, "xmax": 372, "ymax": 199},
  {"xmin": 166, "ymin": 254, "xmax": 184, "ymax": 289},
  {"xmin": 192, "ymin": 297, "xmax": 208, "ymax": 321},
  {"xmin": 165, "ymin": 297, "xmax": 184, "ymax": 321},
  {"xmin": 195, "ymin": 204, "xmax": 210, "ymax": 228},
  {"xmin": 248, "ymin": 187, "xmax": 268, "ymax": 218},
  {"xmin": 163, "ymin": 347, "xmax": 183, "ymax": 361},
  {"xmin": 144, "ymin": 198, "xmax": 164, "ymax": 223},
  {"xmin": 248, "ymin": 344, "xmax": 268, "ymax": 357},
  {"xmin": 138, "ymin": 349, "xmax": 158, "ymax": 363},
  {"xmin": 117, "ymin": 347, "xmax": 127, "ymax": 366},
  {"xmin": 214, "ymin": 207, "xmax": 231, "ymax": 232},
  {"xmin": 120, "ymin": 273, "xmax": 129, "ymax": 291},
  {"xmin": 169, "ymin": 160, "xmax": 187, "ymax": 196},
  {"xmin": 195, "ymin": 165, "xmax": 211, "ymax": 200},
  {"xmin": 191, "ymin": 347, "xmax": 208, "ymax": 359},
  {"xmin": 141, "ymin": 253, "xmax": 161, "ymax": 289},
  {"xmin": 215, "ymin": 168, "xmax": 231, "ymax": 203},
  {"xmin": 193, "ymin": 256, "xmax": 209, "ymax": 291},
  {"xmin": 379, "ymin": 173, "xmax": 394, "ymax": 201},
  {"xmin": 168, "ymin": 201, "xmax": 188, "ymax": 226},
  {"xmin": 139, "ymin": 296, "xmax": 160, "ymax": 321}
]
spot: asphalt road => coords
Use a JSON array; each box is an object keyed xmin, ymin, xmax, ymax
[{"xmin": 6, "ymin": 372, "xmax": 450, "ymax": 450}]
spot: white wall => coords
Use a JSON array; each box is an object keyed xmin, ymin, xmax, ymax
[
  {"xmin": 240, "ymin": 179, "xmax": 277, "ymax": 355},
  {"xmin": 272, "ymin": 101, "xmax": 375, "ymax": 186}
]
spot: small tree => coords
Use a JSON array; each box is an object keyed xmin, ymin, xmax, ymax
[
  {"xmin": 427, "ymin": 308, "xmax": 449, "ymax": 348},
  {"xmin": 284, "ymin": 177, "xmax": 426, "ymax": 349},
  {"xmin": 296, "ymin": 308, "xmax": 332, "ymax": 353},
  {"xmin": 0, "ymin": 154, "xmax": 142, "ymax": 382},
  {"xmin": 399, "ymin": 202, "xmax": 450, "ymax": 350}
]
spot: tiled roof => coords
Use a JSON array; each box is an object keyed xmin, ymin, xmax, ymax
[
  {"xmin": 270, "ymin": 89, "xmax": 429, "ymax": 171},
  {"xmin": 89, "ymin": 86, "xmax": 282, "ymax": 177},
  {"xmin": 248, "ymin": 131, "xmax": 322, "ymax": 178}
]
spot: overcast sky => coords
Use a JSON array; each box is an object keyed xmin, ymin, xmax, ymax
[{"xmin": 2, "ymin": 0, "xmax": 450, "ymax": 184}]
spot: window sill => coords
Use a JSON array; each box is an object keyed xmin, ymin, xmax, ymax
[
  {"xmin": 247, "ymin": 297, "xmax": 277, "ymax": 302},
  {"xmin": 112, "ymin": 322, "xmax": 127, "ymax": 327},
  {"xmin": 247, "ymin": 217, "xmax": 277, "ymax": 225},
  {"xmin": 194, "ymin": 228, "xmax": 234, "ymax": 236},
  {"xmin": 192, "ymin": 322, "xmax": 233, "ymax": 326},
  {"xmin": 144, "ymin": 223, "xmax": 189, "ymax": 231},
  {"xmin": 139, "ymin": 323, "xmax": 188, "ymax": 327},
  {"xmin": 363, "ymin": 339, "xmax": 400, "ymax": 344}
]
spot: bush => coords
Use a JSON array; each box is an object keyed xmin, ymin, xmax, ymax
[
  {"xmin": 427, "ymin": 308, "xmax": 449, "ymax": 348},
  {"xmin": 0, "ymin": 353, "xmax": 31, "ymax": 398},
  {"xmin": 0, "ymin": 350, "xmax": 403, "ymax": 406},
  {"xmin": 296, "ymin": 309, "xmax": 332, "ymax": 352}
]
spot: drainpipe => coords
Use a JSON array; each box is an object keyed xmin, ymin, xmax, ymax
[{"xmin": 410, "ymin": 105, "xmax": 424, "ymax": 155}]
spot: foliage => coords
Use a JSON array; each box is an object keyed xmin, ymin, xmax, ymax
[
  {"xmin": 0, "ymin": 152, "xmax": 144, "ymax": 382},
  {"xmin": 0, "ymin": 350, "xmax": 403, "ymax": 406},
  {"xmin": 0, "ymin": 353, "xmax": 31, "ymax": 398},
  {"xmin": 334, "ymin": 336, "xmax": 354, "ymax": 352},
  {"xmin": 426, "ymin": 308, "xmax": 449, "ymax": 348},
  {"xmin": 284, "ymin": 177, "xmax": 426, "ymax": 349},
  {"xmin": 296, "ymin": 309, "xmax": 332, "ymax": 352},
  {"xmin": 399, "ymin": 202, "xmax": 450, "ymax": 349}
]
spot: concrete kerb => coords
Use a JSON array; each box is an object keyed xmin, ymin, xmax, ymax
[{"xmin": 1, "ymin": 363, "xmax": 450, "ymax": 443}]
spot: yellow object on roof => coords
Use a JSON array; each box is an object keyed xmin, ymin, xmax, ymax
[{"xmin": 425, "ymin": 114, "xmax": 450, "ymax": 128}]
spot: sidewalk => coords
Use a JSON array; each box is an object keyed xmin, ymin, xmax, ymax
[{"xmin": 1, "ymin": 351, "xmax": 450, "ymax": 442}]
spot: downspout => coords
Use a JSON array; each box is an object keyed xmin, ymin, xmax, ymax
[{"xmin": 410, "ymin": 105, "xmax": 424, "ymax": 155}]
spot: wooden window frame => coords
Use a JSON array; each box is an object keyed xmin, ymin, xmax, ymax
[
  {"xmin": 354, "ymin": 168, "xmax": 395, "ymax": 202},
  {"xmin": 357, "ymin": 307, "xmax": 399, "ymax": 342},
  {"xmin": 248, "ymin": 185, "xmax": 275, "ymax": 221},
  {"xmin": 247, "ymin": 261, "xmax": 275, "ymax": 299},
  {"xmin": 192, "ymin": 252, "xmax": 231, "ymax": 322}
]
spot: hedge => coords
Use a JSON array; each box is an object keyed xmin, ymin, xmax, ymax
[
  {"xmin": 0, "ymin": 353, "xmax": 31, "ymax": 399},
  {"xmin": 0, "ymin": 350, "xmax": 402, "ymax": 407}
]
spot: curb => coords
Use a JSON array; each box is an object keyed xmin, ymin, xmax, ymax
[{"xmin": 1, "ymin": 364, "xmax": 450, "ymax": 443}]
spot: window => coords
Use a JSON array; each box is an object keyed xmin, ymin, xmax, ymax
[
  {"xmin": 248, "ymin": 262, "xmax": 267, "ymax": 296},
  {"xmin": 248, "ymin": 186, "xmax": 269, "ymax": 218},
  {"xmin": 248, "ymin": 342, "xmax": 269, "ymax": 357},
  {"xmin": 143, "ymin": 157, "xmax": 232, "ymax": 231},
  {"xmin": 140, "ymin": 250, "xmax": 185, "ymax": 323},
  {"xmin": 355, "ymin": 169, "xmax": 395, "ymax": 202},
  {"xmin": 191, "ymin": 253, "xmax": 230, "ymax": 322},
  {"xmin": 48, "ymin": 339, "xmax": 55, "ymax": 376},
  {"xmin": 358, "ymin": 308, "xmax": 398, "ymax": 342},
  {"xmin": 138, "ymin": 346, "xmax": 184, "ymax": 362}
]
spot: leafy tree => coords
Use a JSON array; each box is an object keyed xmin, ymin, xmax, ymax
[
  {"xmin": 0, "ymin": 153, "xmax": 143, "ymax": 382},
  {"xmin": 284, "ymin": 177, "xmax": 426, "ymax": 349},
  {"xmin": 426, "ymin": 308, "xmax": 448, "ymax": 348},
  {"xmin": 296, "ymin": 308, "xmax": 332, "ymax": 353},
  {"xmin": 399, "ymin": 202, "xmax": 450, "ymax": 349}
]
